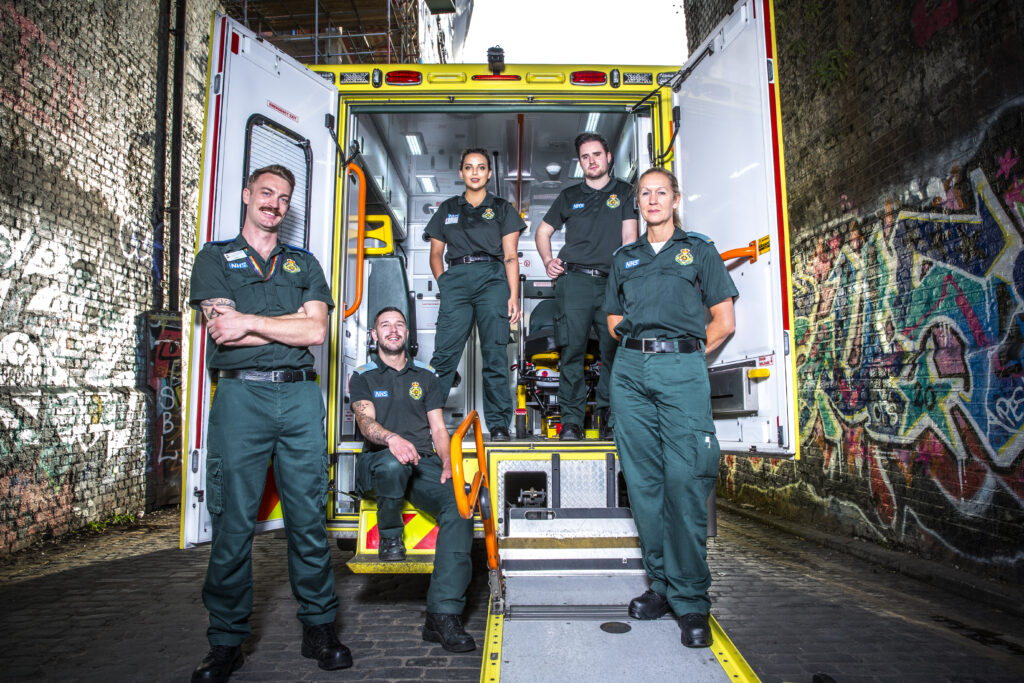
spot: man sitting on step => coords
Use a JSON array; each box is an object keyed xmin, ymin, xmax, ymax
[{"xmin": 349, "ymin": 306, "xmax": 476, "ymax": 653}]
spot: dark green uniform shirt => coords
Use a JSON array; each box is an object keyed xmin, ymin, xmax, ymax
[
  {"xmin": 348, "ymin": 355, "xmax": 443, "ymax": 455},
  {"xmin": 424, "ymin": 192, "xmax": 525, "ymax": 262},
  {"xmin": 542, "ymin": 177, "xmax": 638, "ymax": 271},
  {"xmin": 605, "ymin": 228, "xmax": 738, "ymax": 341},
  {"xmin": 189, "ymin": 233, "xmax": 334, "ymax": 371}
]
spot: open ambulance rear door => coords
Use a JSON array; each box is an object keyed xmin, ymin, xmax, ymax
[
  {"xmin": 674, "ymin": 0, "xmax": 798, "ymax": 457},
  {"xmin": 181, "ymin": 13, "xmax": 340, "ymax": 547}
]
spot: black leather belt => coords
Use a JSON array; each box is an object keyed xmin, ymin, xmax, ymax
[
  {"xmin": 450, "ymin": 254, "xmax": 500, "ymax": 265},
  {"xmin": 565, "ymin": 263, "xmax": 609, "ymax": 278},
  {"xmin": 622, "ymin": 338, "xmax": 701, "ymax": 354},
  {"xmin": 218, "ymin": 368, "xmax": 317, "ymax": 382}
]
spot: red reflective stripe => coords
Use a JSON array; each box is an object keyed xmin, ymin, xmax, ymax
[
  {"xmin": 230, "ymin": 31, "xmax": 239, "ymax": 54},
  {"xmin": 763, "ymin": 0, "xmax": 790, "ymax": 329}
]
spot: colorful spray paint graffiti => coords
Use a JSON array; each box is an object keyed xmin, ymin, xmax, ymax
[
  {"xmin": 724, "ymin": 117, "xmax": 1024, "ymax": 574},
  {"xmin": 143, "ymin": 312, "xmax": 182, "ymax": 508}
]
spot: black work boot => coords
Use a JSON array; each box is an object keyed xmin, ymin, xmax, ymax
[
  {"xmin": 191, "ymin": 645, "xmax": 243, "ymax": 683},
  {"xmin": 301, "ymin": 622, "xmax": 354, "ymax": 670},
  {"xmin": 423, "ymin": 612, "xmax": 476, "ymax": 652},
  {"xmin": 599, "ymin": 410, "xmax": 614, "ymax": 440},
  {"xmin": 559, "ymin": 422, "xmax": 583, "ymax": 440},
  {"xmin": 679, "ymin": 612, "xmax": 713, "ymax": 648},
  {"xmin": 628, "ymin": 589, "xmax": 671, "ymax": 620},
  {"xmin": 378, "ymin": 535, "xmax": 406, "ymax": 561}
]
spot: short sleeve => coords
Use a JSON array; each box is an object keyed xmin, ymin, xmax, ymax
[
  {"xmin": 423, "ymin": 204, "xmax": 447, "ymax": 242},
  {"xmin": 189, "ymin": 246, "xmax": 230, "ymax": 310},
  {"xmin": 620, "ymin": 185, "xmax": 639, "ymax": 222},
  {"xmin": 604, "ymin": 264, "xmax": 624, "ymax": 316},
  {"xmin": 301, "ymin": 255, "xmax": 335, "ymax": 314},
  {"xmin": 698, "ymin": 244, "xmax": 740, "ymax": 308},
  {"xmin": 349, "ymin": 371, "xmax": 373, "ymax": 406},
  {"xmin": 500, "ymin": 201, "xmax": 526, "ymax": 237},
  {"xmin": 541, "ymin": 191, "xmax": 568, "ymax": 230},
  {"xmin": 423, "ymin": 372, "xmax": 443, "ymax": 412}
]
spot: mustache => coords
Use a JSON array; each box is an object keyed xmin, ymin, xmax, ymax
[{"xmin": 258, "ymin": 206, "xmax": 281, "ymax": 216}]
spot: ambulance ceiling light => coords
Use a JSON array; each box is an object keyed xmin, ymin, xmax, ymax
[
  {"xmin": 572, "ymin": 161, "xmax": 583, "ymax": 178},
  {"xmin": 417, "ymin": 175, "xmax": 438, "ymax": 193},
  {"xmin": 584, "ymin": 113, "xmax": 600, "ymax": 132},
  {"xmin": 545, "ymin": 162, "xmax": 561, "ymax": 179},
  {"xmin": 404, "ymin": 133, "xmax": 425, "ymax": 155}
]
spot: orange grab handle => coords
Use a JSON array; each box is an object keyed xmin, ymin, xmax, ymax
[
  {"xmin": 720, "ymin": 240, "xmax": 758, "ymax": 264},
  {"xmin": 449, "ymin": 410, "xmax": 500, "ymax": 570},
  {"xmin": 343, "ymin": 163, "xmax": 367, "ymax": 319}
]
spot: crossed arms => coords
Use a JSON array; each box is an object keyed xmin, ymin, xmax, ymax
[{"xmin": 200, "ymin": 298, "xmax": 328, "ymax": 347}]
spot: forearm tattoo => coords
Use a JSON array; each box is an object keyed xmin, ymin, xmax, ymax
[
  {"xmin": 504, "ymin": 256, "xmax": 516, "ymax": 264},
  {"xmin": 201, "ymin": 297, "xmax": 236, "ymax": 319},
  {"xmin": 352, "ymin": 400, "xmax": 394, "ymax": 446}
]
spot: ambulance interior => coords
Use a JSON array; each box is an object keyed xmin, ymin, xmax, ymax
[{"xmin": 339, "ymin": 108, "xmax": 644, "ymax": 440}]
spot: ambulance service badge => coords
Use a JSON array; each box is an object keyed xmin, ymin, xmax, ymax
[
  {"xmin": 606, "ymin": 194, "xmax": 620, "ymax": 208},
  {"xmin": 284, "ymin": 258, "xmax": 301, "ymax": 273},
  {"xmin": 676, "ymin": 248, "xmax": 693, "ymax": 266},
  {"xmin": 482, "ymin": 208, "xmax": 495, "ymax": 220},
  {"xmin": 409, "ymin": 381, "xmax": 423, "ymax": 400}
]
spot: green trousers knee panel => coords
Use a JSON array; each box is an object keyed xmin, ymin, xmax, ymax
[
  {"xmin": 203, "ymin": 379, "xmax": 339, "ymax": 646},
  {"xmin": 356, "ymin": 449, "xmax": 474, "ymax": 613},
  {"xmin": 610, "ymin": 349, "xmax": 721, "ymax": 616},
  {"xmin": 430, "ymin": 262, "xmax": 513, "ymax": 432},
  {"xmin": 554, "ymin": 272, "xmax": 617, "ymax": 426}
]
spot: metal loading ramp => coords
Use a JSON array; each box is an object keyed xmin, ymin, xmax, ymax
[{"xmin": 447, "ymin": 422, "xmax": 758, "ymax": 683}]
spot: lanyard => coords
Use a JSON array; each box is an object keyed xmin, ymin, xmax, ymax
[{"xmin": 247, "ymin": 251, "xmax": 280, "ymax": 281}]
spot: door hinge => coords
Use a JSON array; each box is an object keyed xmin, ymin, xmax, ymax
[
  {"xmin": 212, "ymin": 74, "xmax": 221, "ymax": 95},
  {"xmin": 193, "ymin": 487, "xmax": 205, "ymax": 502},
  {"xmin": 767, "ymin": 59, "xmax": 774, "ymax": 84}
]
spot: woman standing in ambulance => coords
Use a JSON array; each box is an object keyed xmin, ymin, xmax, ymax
[
  {"xmin": 604, "ymin": 167, "xmax": 738, "ymax": 648},
  {"xmin": 425, "ymin": 148, "xmax": 525, "ymax": 441}
]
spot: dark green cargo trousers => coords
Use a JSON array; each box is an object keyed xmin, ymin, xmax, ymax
[
  {"xmin": 203, "ymin": 377, "xmax": 338, "ymax": 646},
  {"xmin": 356, "ymin": 449, "xmax": 473, "ymax": 614},
  {"xmin": 610, "ymin": 347, "xmax": 721, "ymax": 616},
  {"xmin": 554, "ymin": 271, "xmax": 618, "ymax": 427},
  {"xmin": 430, "ymin": 261, "xmax": 513, "ymax": 432}
]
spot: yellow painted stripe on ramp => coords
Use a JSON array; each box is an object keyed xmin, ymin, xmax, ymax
[{"xmin": 710, "ymin": 614, "xmax": 760, "ymax": 682}]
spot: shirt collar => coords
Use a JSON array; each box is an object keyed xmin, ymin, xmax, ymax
[
  {"xmin": 371, "ymin": 352, "xmax": 414, "ymax": 374},
  {"xmin": 233, "ymin": 232, "xmax": 283, "ymax": 260},
  {"xmin": 457, "ymin": 192, "xmax": 496, "ymax": 209},
  {"xmin": 579, "ymin": 176, "xmax": 616, "ymax": 194},
  {"xmin": 638, "ymin": 227, "xmax": 687, "ymax": 248}
]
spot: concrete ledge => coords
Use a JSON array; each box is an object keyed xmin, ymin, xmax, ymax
[{"xmin": 717, "ymin": 500, "xmax": 1024, "ymax": 619}]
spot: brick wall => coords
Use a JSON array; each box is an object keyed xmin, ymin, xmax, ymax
[
  {"xmin": 684, "ymin": 0, "xmax": 1024, "ymax": 580},
  {"xmin": 0, "ymin": 0, "xmax": 218, "ymax": 553}
]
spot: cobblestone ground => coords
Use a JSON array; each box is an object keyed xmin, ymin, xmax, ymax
[{"xmin": 0, "ymin": 506, "xmax": 1021, "ymax": 682}]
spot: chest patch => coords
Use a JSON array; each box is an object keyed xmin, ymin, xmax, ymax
[
  {"xmin": 571, "ymin": 202, "xmax": 585, "ymax": 210},
  {"xmin": 675, "ymin": 248, "xmax": 693, "ymax": 266},
  {"xmin": 445, "ymin": 213, "xmax": 460, "ymax": 225},
  {"xmin": 228, "ymin": 261, "xmax": 249, "ymax": 270},
  {"xmin": 409, "ymin": 381, "xmax": 423, "ymax": 400},
  {"xmin": 624, "ymin": 258, "xmax": 641, "ymax": 269},
  {"xmin": 482, "ymin": 208, "xmax": 495, "ymax": 220},
  {"xmin": 283, "ymin": 258, "xmax": 300, "ymax": 273},
  {"xmin": 374, "ymin": 390, "xmax": 389, "ymax": 398},
  {"xmin": 606, "ymin": 194, "xmax": 620, "ymax": 209}
]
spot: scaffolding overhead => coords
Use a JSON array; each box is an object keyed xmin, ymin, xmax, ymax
[{"xmin": 221, "ymin": 0, "xmax": 421, "ymax": 64}]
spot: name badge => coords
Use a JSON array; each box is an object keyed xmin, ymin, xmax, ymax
[
  {"xmin": 224, "ymin": 250, "xmax": 247, "ymax": 261},
  {"xmin": 444, "ymin": 213, "xmax": 460, "ymax": 225}
]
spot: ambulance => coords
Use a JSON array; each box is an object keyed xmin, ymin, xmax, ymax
[{"xmin": 183, "ymin": 0, "xmax": 792, "ymax": 679}]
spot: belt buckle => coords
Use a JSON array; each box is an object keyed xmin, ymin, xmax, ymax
[
  {"xmin": 271, "ymin": 370, "xmax": 285, "ymax": 382},
  {"xmin": 641, "ymin": 338, "xmax": 657, "ymax": 354}
]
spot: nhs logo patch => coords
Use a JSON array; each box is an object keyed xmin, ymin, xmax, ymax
[
  {"xmin": 228, "ymin": 262, "xmax": 249, "ymax": 270},
  {"xmin": 374, "ymin": 390, "xmax": 389, "ymax": 398},
  {"xmin": 571, "ymin": 202, "xmax": 585, "ymax": 210},
  {"xmin": 624, "ymin": 259, "xmax": 640, "ymax": 269},
  {"xmin": 444, "ymin": 213, "xmax": 460, "ymax": 225}
]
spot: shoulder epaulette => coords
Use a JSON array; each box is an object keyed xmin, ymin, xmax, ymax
[
  {"xmin": 355, "ymin": 361, "xmax": 378, "ymax": 374},
  {"xmin": 612, "ymin": 240, "xmax": 638, "ymax": 257},
  {"xmin": 284, "ymin": 243, "xmax": 313, "ymax": 255},
  {"xmin": 413, "ymin": 360, "xmax": 437, "ymax": 374},
  {"xmin": 687, "ymin": 231, "xmax": 714, "ymax": 244},
  {"xmin": 206, "ymin": 238, "xmax": 234, "ymax": 246}
]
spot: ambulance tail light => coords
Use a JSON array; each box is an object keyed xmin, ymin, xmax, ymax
[
  {"xmin": 385, "ymin": 70, "xmax": 422, "ymax": 86},
  {"xmin": 570, "ymin": 70, "xmax": 607, "ymax": 86},
  {"xmin": 623, "ymin": 72, "xmax": 654, "ymax": 85},
  {"xmin": 338, "ymin": 72, "xmax": 370, "ymax": 85},
  {"xmin": 471, "ymin": 74, "xmax": 522, "ymax": 81}
]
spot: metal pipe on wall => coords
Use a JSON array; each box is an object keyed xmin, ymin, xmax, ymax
[
  {"xmin": 150, "ymin": 0, "xmax": 169, "ymax": 311},
  {"xmin": 168, "ymin": 0, "xmax": 186, "ymax": 311}
]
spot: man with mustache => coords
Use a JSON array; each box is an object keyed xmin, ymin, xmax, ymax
[
  {"xmin": 535, "ymin": 133, "xmax": 638, "ymax": 441},
  {"xmin": 349, "ymin": 307, "xmax": 476, "ymax": 653},
  {"xmin": 189, "ymin": 165, "xmax": 350, "ymax": 682}
]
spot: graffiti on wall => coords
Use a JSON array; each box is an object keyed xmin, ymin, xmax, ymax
[
  {"xmin": 144, "ymin": 312, "xmax": 182, "ymax": 507},
  {"xmin": 724, "ymin": 111, "xmax": 1024, "ymax": 570}
]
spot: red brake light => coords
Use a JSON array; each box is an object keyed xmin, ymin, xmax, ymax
[
  {"xmin": 385, "ymin": 70, "xmax": 422, "ymax": 85},
  {"xmin": 472, "ymin": 74, "xmax": 522, "ymax": 81},
  {"xmin": 570, "ymin": 70, "xmax": 607, "ymax": 86}
]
